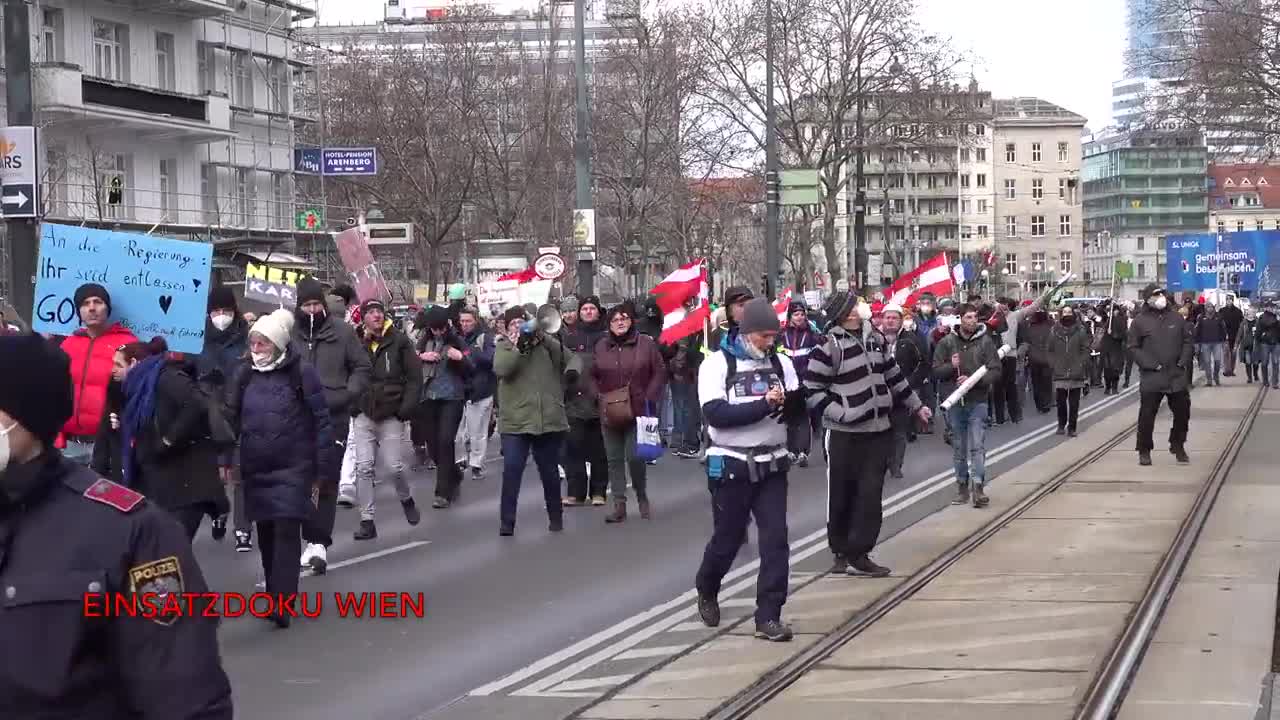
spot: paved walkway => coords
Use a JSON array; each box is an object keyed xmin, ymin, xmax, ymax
[{"xmin": 575, "ymin": 378, "xmax": 1262, "ymax": 720}]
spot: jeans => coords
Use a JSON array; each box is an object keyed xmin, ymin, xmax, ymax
[
  {"xmin": 603, "ymin": 423, "xmax": 648, "ymax": 500},
  {"xmin": 1197, "ymin": 343, "xmax": 1225, "ymax": 385},
  {"xmin": 1136, "ymin": 390, "xmax": 1191, "ymax": 453},
  {"xmin": 669, "ymin": 381, "xmax": 701, "ymax": 452},
  {"xmin": 1056, "ymin": 387, "xmax": 1082, "ymax": 432},
  {"xmin": 499, "ymin": 432, "xmax": 564, "ymax": 530},
  {"xmin": 351, "ymin": 415, "xmax": 413, "ymax": 522},
  {"xmin": 564, "ymin": 417, "xmax": 608, "ymax": 500},
  {"xmin": 454, "ymin": 397, "xmax": 494, "ymax": 468},
  {"xmin": 948, "ymin": 402, "xmax": 989, "ymax": 487},
  {"xmin": 304, "ymin": 415, "xmax": 348, "ymax": 547},
  {"xmin": 1261, "ymin": 344, "xmax": 1280, "ymax": 386},
  {"xmin": 695, "ymin": 467, "xmax": 789, "ymax": 623},
  {"xmin": 825, "ymin": 430, "xmax": 891, "ymax": 559},
  {"xmin": 418, "ymin": 399, "xmax": 465, "ymax": 501}
]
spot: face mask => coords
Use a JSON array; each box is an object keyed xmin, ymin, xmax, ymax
[
  {"xmin": 251, "ymin": 351, "xmax": 277, "ymax": 368},
  {"xmin": 1151, "ymin": 295, "xmax": 1168, "ymax": 310},
  {"xmin": 211, "ymin": 314, "xmax": 233, "ymax": 331},
  {"xmin": 1061, "ymin": 315, "xmax": 1076, "ymax": 325},
  {"xmin": 856, "ymin": 303, "xmax": 873, "ymax": 321},
  {"xmin": 0, "ymin": 421, "xmax": 14, "ymax": 473}
]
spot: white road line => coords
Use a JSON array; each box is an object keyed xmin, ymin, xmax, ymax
[
  {"xmin": 612, "ymin": 645, "xmax": 690, "ymax": 661},
  {"xmin": 302, "ymin": 541, "xmax": 432, "ymax": 577},
  {"xmin": 549, "ymin": 674, "xmax": 639, "ymax": 693},
  {"xmin": 470, "ymin": 387, "xmax": 1137, "ymax": 697}
]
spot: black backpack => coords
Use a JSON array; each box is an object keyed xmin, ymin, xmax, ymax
[{"xmin": 722, "ymin": 348, "xmax": 786, "ymax": 393}]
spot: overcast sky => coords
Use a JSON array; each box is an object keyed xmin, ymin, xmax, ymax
[{"xmin": 315, "ymin": 0, "xmax": 1126, "ymax": 130}]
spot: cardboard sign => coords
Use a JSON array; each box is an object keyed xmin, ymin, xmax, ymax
[
  {"xmin": 244, "ymin": 261, "xmax": 308, "ymax": 306},
  {"xmin": 476, "ymin": 279, "xmax": 520, "ymax": 319},
  {"xmin": 33, "ymin": 223, "xmax": 212, "ymax": 353},
  {"xmin": 334, "ymin": 227, "xmax": 390, "ymax": 303}
]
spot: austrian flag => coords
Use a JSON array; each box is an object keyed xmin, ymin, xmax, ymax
[
  {"xmin": 652, "ymin": 260, "xmax": 710, "ymax": 345},
  {"xmin": 886, "ymin": 253, "xmax": 954, "ymax": 308}
]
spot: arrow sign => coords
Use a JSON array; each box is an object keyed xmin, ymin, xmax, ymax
[
  {"xmin": 3, "ymin": 189, "xmax": 28, "ymax": 206},
  {"xmin": 0, "ymin": 182, "xmax": 36, "ymax": 217}
]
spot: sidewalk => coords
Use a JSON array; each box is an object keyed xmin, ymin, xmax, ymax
[
  {"xmin": 577, "ymin": 379, "xmax": 1257, "ymax": 720},
  {"xmin": 1116, "ymin": 387, "xmax": 1280, "ymax": 720}
]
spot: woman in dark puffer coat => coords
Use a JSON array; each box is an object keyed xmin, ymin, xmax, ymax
[{"xmin": 227, "ymin": 308, "xmax": 336, "ymax": 628}]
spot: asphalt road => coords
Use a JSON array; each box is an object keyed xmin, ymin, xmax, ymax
[{"xmin": 193, "ymin": 385, "xmax": 1141, "ymax": 720}]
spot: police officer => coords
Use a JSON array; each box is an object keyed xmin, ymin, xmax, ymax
[
  {"xmin": 0, "ymin": 333, "xmax": 232, "ymax": 719},
  {"xmin": 694, "ymin": 298, "xmax": 805, "ymax": 642}
]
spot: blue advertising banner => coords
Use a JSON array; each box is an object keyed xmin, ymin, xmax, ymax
[
  {"xmin": 32, "ymin": 223, "xmax": 213, "ymax": 353},
  {"xmin": 294, "ymin": 147, "xmax": 321, "ymax": 175},
  {"xmin": 1165, "ymin": 230, "xmax": 1280, "ymax": 294},
  {"xmin": 321, "ymin": 148, "xmax": 378, "ymax": 176}
]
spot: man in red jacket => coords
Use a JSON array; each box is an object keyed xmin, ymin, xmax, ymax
[{"xmin": 58, "ymin": 284, "xmax": 138, "ymax": 459}]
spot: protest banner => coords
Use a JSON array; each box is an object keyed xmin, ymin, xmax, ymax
[
  {"xmin": 334, "ymin": 227, "xmax": 391, "ymax": 303},
  {"xmin": 245, "ymin": 261, "xmax": 309, "ymax": 306},
  {"xmin": 33, "ymin": 223, "xmax": 213, "ymax": 353},
  {"xmin": 476, "ymin": 279, "xmax": 521, "ymax": 318}
]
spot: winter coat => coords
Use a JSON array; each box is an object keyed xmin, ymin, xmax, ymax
[
  {"xmin": 356, "ymin": 321, "xmax": 422, "ymax": 422},
  {"xmin": 1219, "ymin": 304, "xmax": 1244, "ymax": 341},
  {"xmin": 591, "ymin": 328, "xmax": 668, "ymax": 421},
  {"xmin": 1017, "ymin": 314, "xmax": 1054, "ymax": 367},
  {"xmin": 460, "ymin": 327, "xmax": 497, "ymax": 401},
  {"xmin": 1099, "ymin": 309, "xmax": 1129, "ymax": 370},
  {"xmin": 1048, "ymin": 321, "xmax": 1091, "ymax": 389},
  {"xmin": 59, "ymin": 323, "xmax": 139, "ymax": 438},
  {"xmin": 416, "ymin": 329, "xmax": 471, "ymax": 402},
  {"xmin": 779, "ymin": 324, "xmax": 823, "ymax": 379},
  {"xmin": 933, "ymin": 324, "xmax": 1002, "ymax": 406},
  {"xmin": 228, "ymin": 352, "xmax": 336, "ymax": 522},
  {"xmin": 1194, "ymin": 315, "xmax": 1228, "ymax": 343},
  {"xmin": 292, "ymin": 310, "xmax": 372, "ymax": 416},
  {"xmin": 667, "ymin": 331, "xmax": 705, "ymax": 384},
  {"xmin": 127, "ymin": 357, "xmax": 226, "ymax": 512},
  {"xmin": 887, "ymin": 329, "xmax": 930, "ymax": 389},
  {"xmin": 494, "ymin": 332, "xmax": 576, "ymax": 435},
  {"xmin": 90, "ymin": 380, "xmax": 126, "ymax": 485},
  {"xmin": 562, "ymin": 318, "xmax": 608, "ymax": 420},
  {"xmin": 1239, "ymin": 320, "xmax": 1257, "ymax": 357},
  {"xmin": 196, "ymin": 318, "xmax": 248, "ymax": 387},
  {"xmin": 1257, "ymin": 312, "xmax": 1280, "ymax": 346},
  {"xmin": 1127, "ymin": 306, "xmax": 1195, "ymax": 394}
]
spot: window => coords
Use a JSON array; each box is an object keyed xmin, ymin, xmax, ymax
[
  {"xmin": 961, "ymin": 199, "xmax": 971, "ymax": 214},
  {"xmin": 1032, "ymin": 251, "xmax": 1047, "ymax": 271},
  {"xmin": 101, "ymin": 154, "xmax": 129, "ymax": 219},
  {"xmin": 1004, "ymin": 179, "xmax": 1016, "ymax": 199},
  {"xmin": 1058, "ymin": 141, "xmax": 1069, "ymax": 162},
  {"xmin": 1237, "ymin": 221, "xmax": 1245, "ymax": 232},
  {"xmin": 1032, "ymin": 179, "xmax": 1044, "ymax": 199},
  {"xmin": 201, "ymin": 165, "xmax": 218, "ymax": 222},
  {"xmin": 960, "ymin": 148, "xmax": 970, "ymax": 163},
  {"xmin": 272, "ymin": 172, "xmax": 289, "ymax": 227},
  {"xmin": 1217, "ymin": 221, "xmax": 1226, "ymax": 233},
  {"xmin": 977, "ymin": 199, "xmax": 987, "ymax": 213},
  {"xmin": 960, "ymin": 174, "xmax": 970, "ymax": 188},
  {"xmin": 44, "ymin": 145, "xmax": 66, "ymax": 214},
  {"xmin": 1137, "ymin": 261, "xmax": 1147, "ymax": 278},
  {"xmin": 1006, "ymin": 215, "xmax": 1017, "ymax": 237},
  {"xmin": 269, "ymin": 60, "xmax": 289, "ymax": 114},
  {"xmin": 155, "ymin": 32, "xmax": 175, "ymax": 91},
  {"xmin": 1059, "ymin": 178, "xmax": 1067, "ymax": 199},
  {"xmin": 158, "ymin": 158, "xmax": 176, "ymax": 218},
  {"xmin": 1137, "ymin": 236, "xmax": 1145, "ymax": 250},
  {"xmin": 976, "ymin": 148, "xmax": 987, "ymax": 162},
  {"xmin": 198, "ymin": 44, "xmax": 216, "ymax": 94},
  {"xmin": 232, "ymin": 50, "xmax": 253, "ymax": 107},
  {"xmin": 1257, "ymin": 220, "xmax": 1265, "ymax": 231},
  {"xmin": 1031, "ymin": 215, "xmax": 1045, "ymax": 236},
  {"xmin": 235, "ymin": 168, "xmax": 253, "ymax": 225},
  {"xmin": 962, "ymin": 225, "xmax": 973, "ymax": 240},
  {"xmin": 1059, "ymin": 251, "xmax": 1072, "ymax": 274},
  {"xmin": 41, "ymin": 9, "xmax": 63, "ymax": 63},
  {"xmin": 976, "ymin": 173, "xmax": 987, "ymax": 187},
  {"xmin": 975, "ymin": 124, "xmax": 985, "ymax": 136},
  {"xmin": 1004, "ymin": 253, "xmax": 1018, "ymax": 275},
  {"xmin": 1059, "ymin": 214, "xmax": 1071, "ymax": 235},
  {"xmin": 1032, "ymin": 142, "xmax": 1042, "ymax": 162},
  {"xmin": 92, "ymin": 20, "xmax": 128, "ymax": 82},
  {"xmin": 1005, "ymin": 142, "xmax": 1016, "ymax": 162},
  {"xmin": 977, "ymin": 225, "xmax": 989, "ymax": 238}
]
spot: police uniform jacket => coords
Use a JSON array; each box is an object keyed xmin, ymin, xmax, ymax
[{"xmin": 0, "ymin": 452, "xmax": 232, "ymax": 719}]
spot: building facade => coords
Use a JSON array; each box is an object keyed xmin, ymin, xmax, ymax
[
  {"xmin": 1207, "ymin": 164, "xmax": 1280, "ymax": 234},
  {"xmin": 991, "ymin": 98, "xmax": 1086, "ymax": 297},
  {"xmin": 1082, "ymin": 128, "xmax": 1208, "ymax": 299}
]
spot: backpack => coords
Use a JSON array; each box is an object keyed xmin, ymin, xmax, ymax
[
  {"xmin": 199, "ymin": 382, "xmax": 239, "ymax": 451},
  {"xmin": 722, "ymin": 348, "xmax": 786, "ymax": 394}
]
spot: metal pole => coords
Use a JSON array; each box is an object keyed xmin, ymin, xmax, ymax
[
  {"xmin": 5, "ymin": 0, "xmax": 37, "ymax": 325},
  {"xmin": 849, "ymin": 62, "xmax": 864, "ymax": 291},
  {"xmin": 763, "ymin": 0, "xmax": 780, "ymax": 301},
  {"xmin": 573, "ymin": 0, "xmax": 595, "ymax": 297}
]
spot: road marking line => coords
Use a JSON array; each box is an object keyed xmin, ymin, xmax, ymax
[
  {"xmin": 669, "ymin": 621, "xmax": 715, "ymax": 633},
  {"xmin": 612, "ymin": 645, "xmax": 690, "ymax": 661},
  {"xmin": 471, "ymin": 388, "xmax": 1136, "ymax": 697},
  {"xmin": 549, "ymin": 674, "xmax": 638, "ymax": 693},
  {"xmin": 303, "ymin": 541, "xmax": 432, "ymax": 576}
]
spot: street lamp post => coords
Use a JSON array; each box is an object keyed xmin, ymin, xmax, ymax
[
  {"xmin": 763, "ymin": 0, "xmax": 780, "ymax": 301},
  {"xmin": 573, "ymin": 0, "xmax": 595, "ymax": 297}
]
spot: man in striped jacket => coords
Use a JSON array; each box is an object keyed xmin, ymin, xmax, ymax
[{"xmin": 804, "ymin": 291, "xmax": 932, "ymax": 577}]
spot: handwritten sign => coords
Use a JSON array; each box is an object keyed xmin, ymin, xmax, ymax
[
  {"xmin": 33, "ymin": 223, "xmax": 213, "ymax": 353},
  {"xmin": 245, "ymin": 261, "xmax": 309, "ymax": 306},
  {"xmin": 334, "ymin": 227, "xmax": 391, "ymax": 303}
]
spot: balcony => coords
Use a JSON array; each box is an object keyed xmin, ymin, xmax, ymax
[
  {"xmin": 35, "ymin": 65, "xmax": 235, "ymax": 143},
  {"xmin": 118, "ymin": 0, "xmax": 231, "ymax": 18}
]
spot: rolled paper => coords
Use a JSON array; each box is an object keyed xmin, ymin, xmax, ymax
[{"xmin": 941, "ymin": 344, "xmax": 1012, "ymax": 410}]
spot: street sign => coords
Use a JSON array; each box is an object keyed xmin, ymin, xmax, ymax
[
  {"xmin": 322, "ymin": 148, "xmax": 378, "ymax": 176},
  {"xmin": 572, "ymin": 209, "xmax": 595, "ymax": 247},
  {"xmin": 296, "ymin": 208, "xmax": 323, "ymax": 231},
  {"xmin": 1, "ymin": 126, "xmax": 39, "ymax": 218},
  {"xmin": 293, "ymin": 148, "xmax": 321, "ymax": 175},
  {"xmin": 534, "ymin": 253, "xmax": 566, "ymax": 280}
]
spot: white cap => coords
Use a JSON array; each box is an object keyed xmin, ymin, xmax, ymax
[
  {"xmin": 250, "ymin": 308, "xmax": 295, "ymax": 352},
  {"xmin": 882, "ymin": 303, "xmax": 905, "ymax": 317}
]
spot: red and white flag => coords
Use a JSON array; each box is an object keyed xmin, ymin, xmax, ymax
[
  {"xmin": 773, "ymin": 288, "xmax": 793, "ymax": 324},
  {"xmin": 886, "ymin": 253, "xmax": 953, "ymax": 308},
  {"xmin": 495, "ymin": 266, "xmax": 539, "ymax": 284},
  {"xmin": 653, "ymin": 260, "xmax": 710, "ymax": 345}
]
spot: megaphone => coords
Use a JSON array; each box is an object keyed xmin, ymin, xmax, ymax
[{"xmin": 537, "ymin": 304, "xmax": 562, "ymax": 335}]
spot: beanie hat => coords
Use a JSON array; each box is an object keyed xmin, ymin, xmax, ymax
[
  {"xmin": 1141, "ymin": 282, "xmax": 1164, "ymax": 301},
  {"xmin": 360, "ymin": 298, "xmax": 386, "ymax": 315},
  {"xmin": 0, "ymin": 333, "xmax": 74, "ymax": 446},
  {"xmin": 447, "ymin": 283, "xmax": 467, "ymax": 301},
  {"xmin": 296, "ymin": 277, "xmax": 326, "ymax": 309},
  {"xmin": 882, "ymin": 303, "xmax": 905, "ymax": 317},
  {"xmin": 207, "ymin": 285, "xmax": 238, "ymax": 314},
  {"xmin": 331, "ymin": 284, "xmax": 356, "ymax": 307},
  {"xmin": 74, "ymin": 283, "xmax": 111, "ymax": 317},
  {"xmin": 607, "ymin": 300, "xmax": 637, "ymax": 324},
  {"xmin": 501, "ymin": 305, "xmax": 528, "ymax": 329},
  {"xmin": 424, "ymin": 305, "xmax": 450, "ymax": 330},
  {"xmin": 250, "ymin": 309, "xmax": 295, "ymax": 352},
  {"xmin": 723, "ymin": 285, "xmax": 754, "ymax": 307},
  {"xmin": 822, "ymin": 290, "xmax": 858, "ymax": 328},
  {"xmin": 786, "ymin": 301, "xmax": 807, "ymax": 317},
  {"xmin": 560, "ymin": 295, "xmax": 580, "ymax": 313},
  {"xmin": 579, "ymin": 295, "xmax": 602, "ymax": 314},
  {"xmin": 739, "ymin": 297, "xmax": 780, "ymax": 335}
]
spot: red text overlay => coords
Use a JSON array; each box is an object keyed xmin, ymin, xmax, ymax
[{"xmin": 84, "ymin": 592, "xmax": 425, "ymax": 620}]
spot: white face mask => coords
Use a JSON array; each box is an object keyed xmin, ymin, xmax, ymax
[
  {"xmin": 251, "ymin": 351, "xmax": 277, "ymax": 368},
  {"xmin": 0, "ymin": 421, "xmax": 16, "ymax": 473},
  {"xmin": 210, "ymin": 314, "xmax": 233, "ymax": 331},
  {"xmin": 856, "ymin": 303, "xmax": 873, "ymax": 321},
  {"xmin": 1150, "ymin": 295, "xmax": 1168, "ymax": 310}
]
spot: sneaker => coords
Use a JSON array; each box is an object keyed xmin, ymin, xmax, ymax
[
  {"xmin": 300, "ymin": 543, "xmax": 316, "ymax": 569},
  {"xmin": 1056, "ymin": 426, "xmax": 1066, "ymax": 436},
  {"xmin": 306, "ymin": 544, "xmax": 327, "ymax": 575},
  {"xmin": 549, "ymin": 515, "xmax": 564, "ymax": 532},
  {"xmin": 754, "ymin": 619, "xmax": 794, "ymax": 642},
  {"xmin": 830, "ymin": 555, "xmax": 850, "ymax": 574},
  {"xmin": 1068, "ymin": 429, "xmax": 1077, "ymax": 437},
  {"xmin": 337, "ymin": 486, "xmax": 357, "ymax": 508},
  {"xmin": 432, "ymin": 496, "xmax": 451, "ymax": 509},
  {"xmin": 972, "ymin": 484, "xmax": 989, "ymax": 508},
  {"xmin": 471, "ymin": 465, "xmax": 484, "ymax": 481},
  {"xmin": 1174, "ymin": 447, "xmax": 1190, "ymax": 465},
  {"xmin": 889, "ymin": 468, "xmax": 904, "ymax": 479},
  {"xmin": 403, "ymin": 498, "xmax": 422, "ymax": 524},
  {"xmin": 848, "ymin": 554, "xmax": 891, "ymax": 578},
  {"xmin": 1139, "ymin": 451, "xmax": 1152, "ymax": 467},
  {"xmin": 234, "ymin": 530, "xmax": 253, "ymax": 553},
  {"xmin": 354, "ymin": 519, "xmax": 377, "ymax": 540},
  {"xmin": 697, "ymin": 594, "xmax": 721, "ymax": 627},
  {"xmin": 499, "ymin": 524, "xmax": 514, "ymax": 537},
  {"xmin": 787, "ymin": 451, "xmax": 798, "ymax": 463},
  {"xmin": 797, "ymin": 452, "xmax": 809, "ymax": 468},
  {"xmin": 953, "ymin": 483, "xmax": 970, "ymax": 505},
  {"xmin": 211, "ymin": 514, "xmax": 227, "ymax": 541},
  {"xmin": 591, "ymin": 495, "xmax": 607, "ymax": 506}
]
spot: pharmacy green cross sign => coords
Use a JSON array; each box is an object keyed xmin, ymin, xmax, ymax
[{"xmin": 296, "ymin": 208, "xmax": 324, "ymax": 231}]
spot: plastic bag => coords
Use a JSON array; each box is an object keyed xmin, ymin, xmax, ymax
[{"xmin": 634, "ymin": 414, "xmax": 663, "ymax": 463}]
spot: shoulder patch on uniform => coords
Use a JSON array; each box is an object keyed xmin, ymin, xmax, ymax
[
  {"xmin": 128, "ymin": 556, "xmax": 185, "ymax": 626},
  {"xmin": 84, "ymin": 478, "xmax": 145, "ymax": 513}
]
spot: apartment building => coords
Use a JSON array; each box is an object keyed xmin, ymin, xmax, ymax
[
  {"xmin": 0, "ymin": 0, "xmax": 314, "ymax": 238},
  {"xmin": 991, "ymin": 97, "xmax": 1087, "ymax": 296},
  {"xmin": 1208, "ymin": 164, "xmax": 1280, "ymax": 234},
  {"xmin": 1082, "ymin": 128, "xmax": 1208, "ymax": 299}
]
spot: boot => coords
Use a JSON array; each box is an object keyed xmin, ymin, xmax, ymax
[
  {"xmin": 605, "ymin": 499, "xmax": 627, "ymax": 524},
  {"xmin": 637, "ymin": 496, "xmax": 652, "ymax": 520}
]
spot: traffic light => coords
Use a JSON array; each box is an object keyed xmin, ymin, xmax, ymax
[{"xmin": 107, "ymin": 176, "xmax": 123, "ymax": 205}]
